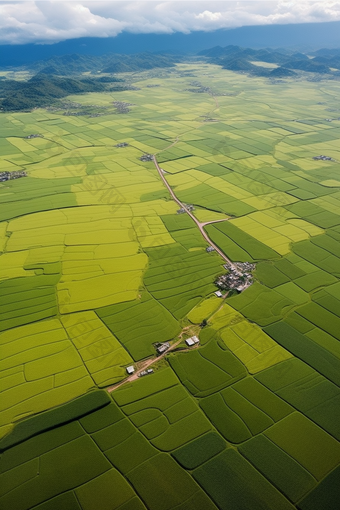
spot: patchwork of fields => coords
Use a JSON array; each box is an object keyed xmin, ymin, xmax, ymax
[{"xmin": 1, "ymin": 63, "xmax": 340, "ymax": 509}]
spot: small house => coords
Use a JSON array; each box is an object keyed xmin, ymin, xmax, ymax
[
  {"xmin": 215, "ymin": 291, "xmax": 223, "ymax": 298},
  {"xmin": 126, "ymin": 366, "xmax": 135, "ymax": 375},
  {"xmin": 185, "ymin": 336, "xmax": 200, "ymax": 347},
  {"xmin": 156, "ymin": 342, "xmax": 170, "ymax": 355}
]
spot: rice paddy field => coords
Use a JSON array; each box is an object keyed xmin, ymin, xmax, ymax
[{"xmin": 1, "ymin": 62, "xmax": 340, "ymax": 509}]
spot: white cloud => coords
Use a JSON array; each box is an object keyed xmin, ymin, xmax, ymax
[{"xmin": 0, "ymin": 1, "xmax": 340, "ymax": 44}]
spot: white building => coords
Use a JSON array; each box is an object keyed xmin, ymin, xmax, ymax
[
  {"xmin": 215, "ymin": 291, "xmax": 223, "ymax": 298},
  {"xmin": 185, "ymin": 336, "xmax": 200, "ymax": 347},
  {"xmin": 126, "ymin": 366, "xmax": 135, "ymax": 375}
]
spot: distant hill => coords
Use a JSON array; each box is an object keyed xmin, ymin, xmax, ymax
[
  {"xmin": 199, "ymin": 45, "xmax": 340, "ymax": 77},
  {"xmin": 17, "ymin": 52, "xmax": 179, "ymax": 76},
  {"xmin": 0, "ymin": 52, "xmax": 180, "ymax": 111},
  {"xmin": 0, "ymin": 74, "xmax": 111, "ymax": 111},
  {"xmin": 102, "ymin": 53, "xmax": 177, "ymax": 73}
]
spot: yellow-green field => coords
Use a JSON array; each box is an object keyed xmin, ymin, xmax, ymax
[{"xmin": 1, "ymin": 62, "xmax": 340, "ymax": 510}]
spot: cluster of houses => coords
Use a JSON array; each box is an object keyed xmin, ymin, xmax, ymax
[
  {"xmin": 215, "ymin": 261, "xmax": 255, "ymax": 293},
  {"xmin": 177, "ymin": 204, "xmax": 194, "ymax": 214},
  {"xmin": 0, "ymin": 170, "xmax": 27, "ymax": 182},
  {"xmin": 113, "ymin": 101, "xmax": 134, "ymax": 113},
  {"xmin": 63, "ymin": 111, "xmax": 89, "ymax": 116},
  {"xmin": 25, "ymin": 134, "xmax": 43, "ymax": 139},
  {"xmin": 313, "ymin": 155, "xmax": 333, "ymax": 161},
  {"xmin": 140, "ymin": 154, "xmax": 153, "ymax": 162}
]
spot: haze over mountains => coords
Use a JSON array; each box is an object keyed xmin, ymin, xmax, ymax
[
  {"xmin": 1, "ymin": 44, "xmax": 340, "ymax": 112},
  {"xmin": 1, "ymin": 20, "xmax": 340, "ymax": 67}
]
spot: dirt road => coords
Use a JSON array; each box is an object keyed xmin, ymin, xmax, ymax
[
  {"xmin": 153, "ymin": 156, "xmax": 235, "ymax": 267},
  {"xmin": 107, "ymin": 338, "xmax": 183, "ymax": 393}
]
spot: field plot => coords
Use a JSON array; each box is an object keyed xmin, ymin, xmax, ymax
[
  {"xmin": 193, "ymin": 449, "xmax": 295, "ymax": 510},
  {"xmin": 143, "ymin": 243, "xmax": 223, "ymax": 319},
  {"xmin": 1, "ymin": 61, "xmax": 340, "ymax": 509},
  {"xmin": 0, "ymin": 319, "xmax": 95, "ymax": 435},
  {"xmin": 61, "ymin": 311, "xmax": 133, "ymax": 386},
  {"xmin": 113, "ymin": 368, "xmax": 213, "ymax": 451},
  {"xmin": 168, "ymin": 340, "xmax": 246, "ymax": 397},
  {"xmin": 256, "ymin": 358, "xmax": 340, "ymax": 440},
  {"xmin": 97, "ymin": 292, "xmax": 181, "ymax": 360}
]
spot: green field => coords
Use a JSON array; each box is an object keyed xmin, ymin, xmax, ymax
[{"xmin": 1, "ymin": 62, "xmax": 340, "ymax": 509}]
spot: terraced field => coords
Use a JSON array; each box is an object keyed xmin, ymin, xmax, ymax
[{"xmin": 1, "ymin": 63, "xmax": 340, "ymax": 509}]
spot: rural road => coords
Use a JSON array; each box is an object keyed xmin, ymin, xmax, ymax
[
  {"xmin": 153, "ymin": 155, "xmax": 235, "ymax": 267},
  {"xmin": 107, "ymin": 337, "xmax": 188, "ymax": 393}
]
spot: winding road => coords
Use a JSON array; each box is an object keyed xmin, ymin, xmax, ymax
[{"xmin": 153, "ymin": 155, "xmax": 235, "ymax": 267}]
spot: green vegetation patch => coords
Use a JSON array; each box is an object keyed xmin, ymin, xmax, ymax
[
  {"xmin": 227, "ymin": 283, "xmax": 295, "ymax": 327},
  {"xmin": 0, "ymin": 275, "xmax": 59, "ymax": 332},
  {"xmin": 97, "ymin": 292, "xmax": 181, "ymax": 361},
  {"xmin": 255, "ymin": 261, "xmax": 290, "ymax": 288},
  {"xmin": 0, "ymin": 177, "xmax": 79, "ymax": 222},
  {"xmin": 207, "ymin": 221, "xmax": 279, "ymax": 261},
  {"xmin": 265, "ymin": 412, "xmax": 340, "ymax": 480},
  {"xmin": 292, "ymin": 239, "xmax": 340, "ymax": 277},
  {"xmin": 0, "ymin": 422, "xmax": 85, "ymax": 474},
  {"xmin": 143, "ymin": 244, "xmax": 222, "ymax": 319},
  {"xmin": 264, "ymin": 321, "xmax": 340, "ymax": 386},
  {"xmin": 127, "ymin": 453, "xmax": 215, "ymax": 510},
  {"xmin": 193, "ymin": 449, "xmax": 294, "ymax": 510},
  {"xmin": 294, "ymin": 270, "xmax": 337, "ymax": 292},
  {"xmin": 220, "ymin": 386, "xmax": 274, "ymax": 435},
  {"xmin": 172, "ymin": 432, "xmax": 227, "ymax": 469},
  {"xmin": 115, "ymin": 370, "xmax": 213, "ymax": 452},
  {"xmin": 0, "ymin": 435, "xmax": 111, "ymax": 510},
  {"xmin": 232, "ymin": 377, "xmax": 293, "ymax": 422},
  {"xmin": 105, "ymin": 431, "xmax": 157, "ymax": 475},
  {"xmin": 75, "ymin": 468, "xmax": 137, "ymax": 510},
  {"xmin": 30, "ymin": 492, "xmax": 81, "ymax": 510},
  {"xmin": 160, "ymin": 213, "xmax": 195, "ymax": 232},
  {"xmin": 112, "ymin": 368, "xmax": 178, "ymax": 407},
  {"xmin": 296, "ymin": 302, "xmax": 340, "ymax": 340},
  {"xmin": 0, "ymin": 390, "xmax": 110, "ymax": 451},
  {"xmin": 168, "ymin": 340, "xmax": 246, "ymax": 397},
  {"xmin": 80, "ymin": 401, "xmax": 125, "ymax": 433},
  {"xmin": 297, "ymin": 465, "xmax": 340, "ymax": 510},
  {"xmin": 255, "ymin": 358, "xmax": 340, "ymax": 440},
  {"xmin": 200, "ymin": 393, "xmax": 252, "ymax": 443},
  {"xmin": 239, "ymin": 435, "xmax": 316, "ymax": 503}
]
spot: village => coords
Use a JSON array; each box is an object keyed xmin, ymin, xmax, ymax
[
  {"xmin": 215, "ymin": 261, "xmax": 255, "ymax": 293},
  {"xmin": 313, "ymin": 154, "xmax": 333, "ymax": 161},
  {"xmin": 0, "ymin": 170, "xmax": 27, "ymax": 182}
]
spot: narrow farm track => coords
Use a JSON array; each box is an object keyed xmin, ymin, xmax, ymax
[
  {"xmin": 153, "ymin": 155, "xmax": 235, "ymax": 267},
  {"xmin": 107, "ymin": 339, "xmax": 184, "ymax": 393}
]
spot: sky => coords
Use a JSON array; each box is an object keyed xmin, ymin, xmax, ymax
[{"xmin": 1, "ymin": 1, "xmax": 340, "ymax": 45}]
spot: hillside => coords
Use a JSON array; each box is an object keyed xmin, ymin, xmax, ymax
[
  {"xmin": 0, "ymin": 52, "xmax": 180, "ymax": 111},
  {"xmin": 199, "ymin": 45, "xmax": 340, "ymax": 77},
  {"xmin": 0, "ymin": 74, "xmax": 113, "ymax": 111}
]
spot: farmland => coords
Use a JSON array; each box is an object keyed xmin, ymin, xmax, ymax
[{"xmin": 1, "ymin": 61, "xmax": 340, "ymax": 509}]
